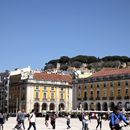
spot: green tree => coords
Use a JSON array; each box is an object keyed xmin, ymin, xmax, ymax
[
  {"xmin": 60, "ymin": 64, "xmax": 69, "ymax": 70},
  {"xmin": 59, "ymin": 56, "xmax": 70, "ymax": 63},
  {"xmin": 71, "ymin": 61, "xmax": 82, "ymax": 68}
]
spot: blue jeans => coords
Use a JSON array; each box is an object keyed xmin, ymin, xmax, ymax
[{"xmin": 82, "ymin": 120, "xmax": 88, "ymax": 130}]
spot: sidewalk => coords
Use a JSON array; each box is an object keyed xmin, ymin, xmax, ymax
[{"xmin": 3, "ymin": 117, "xmax": 130, "ymax": 130}]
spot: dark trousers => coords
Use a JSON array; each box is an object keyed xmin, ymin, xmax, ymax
[
  {"xmin": 67, "ymin": 120, "xmax": 71, "ymax": 128},
  {"xmin": 51, "ymin": 121, "xmax": 55, "ymax": 129},
  {"xmin": 27, "ymin": 122, "xmax": 36, "ymax": 130},
  {"xmin": 96, "ymin": 121, "xmax": 102, "ymax": 129},
  {"xmin": 109, "ymin": 123, "xmax": 121, "ymax": 130}
]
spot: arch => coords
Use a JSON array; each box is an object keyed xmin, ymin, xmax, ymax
[
  {"xmin": 90, "ymin": 102, "xmax": 94, "ymax": 110},
  {"xmin": 59, "ymin": 103, "xmax": 65, "ymax": 111},
  {"xmin": 49, "ymin": 103, "xmax": 55, "ymax": 111},
  {"xmin": 42, "ymin": 103, "xmax": 48, "ymax": 110},
  {"xmin": 34, "ymin": 102, "xmax": 40, "ymax": 113},
  {"xmin": 109, "ymin": 102, "xmax": 115, "ymax": 111},
  {"xmin": 83, "ymin": 102, "xmax": 88, "ymax": 110},
  {"xmin": 102, "ymin": 102, "xmax": 108, "ymax": 111},
  {"xmin": 125, "ymin": 102, "xmax": 130, "ymax": 111},
  {"xmin": 96, "ymin": 102, "xmax": 101, "ymax": 111}
]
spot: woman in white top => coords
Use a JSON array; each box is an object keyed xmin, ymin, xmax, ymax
[
  {"xmin": 27, "ymin": 109, "xmax": 36, "ymax": 130},
  {"xmin": 82, "ymin": 112, "xmax": 89, "ymax": 130}
]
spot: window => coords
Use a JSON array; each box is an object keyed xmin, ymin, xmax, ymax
[
  {"xmin": 90, "ymin": 91, "xmax": 93, "ymax": 97},
  {"xmin": 36, "ymin": 84, "xmax": 39, "ymax": 89},
  {"xmin": 117, "ymin": 89, "xmax": 121, "ymax": 96},
  {"xmin": 110, "ymin": 90, "xmax": 114, "ymax": 97},
  {"xmin": 103, "ymin": 89, "xmax": 106, "ymax": 97},
  {"xmin": 78, "ymin": 85, "xmax": 80, "ymax": 89},
  {"xmin": 51, "ymin": 86, "xmax": 54, "ymax": 90},
  {"xmin": 118, "ymin": 82, "xmax": 120, "ymax": 86},
  {"xmin": 36, "ymin": 91, "xmax": 38, "ymax": 98},
  {"xmin": 90, "ymin": 84, "xmax": 93, "ymax": 89},
  {"xmin": 61, "ymin": 88, "xmax": 63, "ymax": 91},
  {"xmin": 110, "ymin": 82, "xmax": 113, "ymax": 87},
  {"xmin": 125, "ymin": 81, "xmax": 128, "ymax": 86},
  {"xmin": 97, "ymin": 91, "xmax": 100, "ymax": 96},
  {"xmin": 84, "ymin": 85, "xmax": 87, "ymax": 89},
  {"xmin": 43, "ymin": 92, "xmax": 46, "ymax": 98},
  {"xmin": 51, "ymin": 92, "xmax": 54, "ymax": 99},
  {"xmin": 103, "ymin": 82, "xmax": 106, "ymax": 88},
  {"xmin": 44, "ymin": 86, "xmax": 46, "ymax": 91},
  {"xmin": 96, "ymin": 83, "xmax": 99, "ymax": 88},
  {"xmin": 61, "ymin": 93, "xmax": 63, "ymax": 99},
  {"xmin": 84, "ymin": 91, "xmax": 87, "ymax": 98},
  {"xmin": 125, "ymin": 89, "xmax": 128, "ymax": 95}
]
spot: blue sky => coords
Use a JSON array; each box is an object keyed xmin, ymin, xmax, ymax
[{"xmin": 0, "ymin": 0, "xmax": 130, "ymax": 71}]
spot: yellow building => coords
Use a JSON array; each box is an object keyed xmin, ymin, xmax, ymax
[
  {"xmin": 9, "ymin": 68, "xmax": 72, "ymax": 113},
  {"xmin": 73, "ymin": 68, "xmax": 130, "ymax": 112}
]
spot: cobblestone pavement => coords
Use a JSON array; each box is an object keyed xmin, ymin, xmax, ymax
[{"xmin": 3, "ymin": 117, "xmax": 130, "ymax": 130}]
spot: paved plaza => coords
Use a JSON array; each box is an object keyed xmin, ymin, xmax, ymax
[{"xmin": 3, "ymin": 117, "xmax": 130, "ymax": 130}]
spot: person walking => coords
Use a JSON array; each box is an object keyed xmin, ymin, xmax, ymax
[
  {"xmin": 0, "ymin": 111, "xmax": 4, "ymax": 130},
  {"xmin": 27, "ymin": 109, "xmax": 36, "ymax": 130},
  {"xmin": 20, "ymin": 109, "xmax": 26, "ymax": 130},
  {"xmin": 50, "ymin": 112, "xmax": 57, "ymax": 129},
  {"xmin": 13, "ymin": 110, "xmax": 23, "ymax": 130},
  {"xmin": 82, "ymin": 112, "xmax": 89, "ymax": 130},
  {"xmin": 88, "ymin": 112, "xmax": 92, "ymax": 122},
  {"xmin": 109, "ymin": 105, "xmax": 130, "ymax": 130},
  {"xmin": 96, "ymin": 113, "xmax": 102, "ymax": 130},
  {"xmin": 45, "ymin": 112, "xmax": 49, "ymax": 127},
  {"xmin": 66, "ymin": 113, "xmax": 71, "ymax": 129}
]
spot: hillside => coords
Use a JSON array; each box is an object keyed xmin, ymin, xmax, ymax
[{"xmin": 44, "ymin": 55, "xmax": 130, "ymax": 71}]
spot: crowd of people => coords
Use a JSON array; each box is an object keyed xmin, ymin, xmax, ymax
[
  {"xmin": 0, "ymin": 105, "xmax": 130, "ymax": 130},
  {"xmin": 79, "ymin": 105, "xmax": 130, "ymax": 130}
]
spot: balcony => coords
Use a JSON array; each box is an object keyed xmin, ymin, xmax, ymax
[
  {"xmin": 124, "ymin": 96, "xmax": 130, "ymax": 99},
  {"xmin": 109, "ymin": 97, "xmax": 114, "ymax": 100},
  {"xmin": 89, "ymin": 97, "xmax": 94, "ymax": 100},
  {"xmin": 83, "ymin": 97, "xmax": 87, "ymax": 100},
  {"xmin": 50, "ymin": 98, "xmax": 55, "ymax": 101},
  {"xmin": 43, "ymin": 98, "xmax": 47, "ymax": 101},
  {"xmin": 35, "ymin": 98, "xmax": 39, "ymax": 101},
  {"xmin": 96, "ymin": 97, "xmax": 100, "ymax": 100},
  {"xmin": 77, "ymin": 98, "xmax": 81, "ymax": 101},
  {"xmin": 102, "ymin": 97, "xmax": 107, "ymax": 100},
  {"xmin": 60, "ymin": 99, "xmax": 64, "ymax": 102},
  {"xmin": 116, "ymin": 96, "xmax": 122, "ymax": 100}
]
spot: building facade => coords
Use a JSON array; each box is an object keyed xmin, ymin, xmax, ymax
[
  {"xmin": 9, "ymin": 67, "xmax": 72, "ymax": 113},
  {"xmin": 9, "ymin": 67, "xmax": 32, "ymax": 113},
  {"xmin": 26, "ymin": 72, "xmax": 72, "ymax": 113},
  {"xmin": 73, "ymin": 68, "xmax": 130, "ymax": 112},
  {"xmin": 0, "ymin": 71, "xmax": 9, "ymax": 112}
]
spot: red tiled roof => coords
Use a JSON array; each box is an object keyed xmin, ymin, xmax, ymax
[
  {"xmin": 33, "ymin": 72, "xmax": 72, "ymax": 84},
  {"xmin": 92, "ymin": 68, "xmax": 130, "ymax": 77}
]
